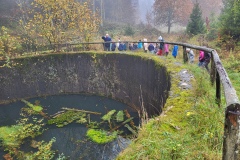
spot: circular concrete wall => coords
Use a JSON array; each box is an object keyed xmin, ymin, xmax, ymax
[{"xmin": 0, "ymin": 52, "xmax": 171, "ymax": 116}]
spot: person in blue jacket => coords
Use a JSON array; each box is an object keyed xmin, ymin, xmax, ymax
[
  {"xmin": 111, "ymin": 42, "xmax": 116, "ymax": 51},
  {"xmin": 133, "ymin": 43, "xmax": 138, "ymax": 50},
  {"xmin": 123, "ymin": 43, "xmax": 127, "ymax": 51},
  {"xmin": 148, "ymin": 43, "xmax": 155, "ymax": 54},
  {"xmin": 102, "ymin": 34, "xmax": 112, "ymax": 51},
  {"xmin": 172, "ymin": 45, "xmax": 178, "ymax": 58},
  {"xmin": 129, "ymin": 44, "xmax": 133, "ymax": 50},
  {"xmin": 138, "ymin": 40, "xmax": 142, "ymax": 49},
  {"xmin": 118, "ymin": 42, "xmax": 124, "ymax": 51}
]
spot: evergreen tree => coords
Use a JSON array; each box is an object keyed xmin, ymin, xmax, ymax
[
  {"xmin": 219, "ymin": 0, "xmax": 240, "ymax": 41},
  {"xmin": 207, "ymin": 12, "xmax": 219, "ymax": 41},
  {"xmin": 186, "ymin": 2, "xmax": 205, "ymax": 35}
]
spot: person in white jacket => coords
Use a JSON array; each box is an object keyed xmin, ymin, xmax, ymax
[
  {"xmin": 117, "ymin": 38, "xmax": 120, "ymax": 48},
  {"xmin": 143, "ymin": 39, "xmax": 148, "ymax": 53},
  {"xmin": 186, "ymin": 48, "xmax": 195, "ymax": 63}
]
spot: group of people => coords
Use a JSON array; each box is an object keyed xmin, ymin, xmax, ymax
[
  {"xmin": 102, "ymin": 34, "xmax": 211, "ymax": 73},
  {"xmin": 101, "ymin": 34, "xmax": 179, "ymax": 58}
]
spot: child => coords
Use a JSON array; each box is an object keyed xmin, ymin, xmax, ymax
[
  {"xmin": 117, "ymin": 38, "xmax": 120, "ymax": 48},
  {"xmin": 143, "ymin": 39, "xmax": 148, "ymax": 53},
  {"xmin": 123, "ymin": 43, "xmax": 127, "ymax": 51},
  {"xmin": 158, "ymin": 36, "xmax": 165, "ymax": 56},
  {"xmin": 172, "ymin": 45, "xmax": 178, "ymax": 58},
  {"xmin": 198, "ymin": 50, "xmax": 205, "ymax": 66},
  {"xmin": 154, "ymin": 44, "xmax": 159, "ymax": 54},
  {"xmin": 138, "ymin": 40, "xmax": 142, "ymax": 49},
  {"xmin": 148, "ymin": 43, "xmax": 155, "ymax": 54},
  {"xmin": 111, "ymin": 42, "xmax": 116, "ymax": 51},
  {"xmin": 129, "ymin": 43, "xmax": 133, "ymax": 50},
  {"xmin": 118, "ymin": 42, "xmax": 124, "ymax": 51},
  {"xmin": 186, "ymin": 48, "xmax": 195, "ymax": 63},
  {"xmin": 164, "ymin": 44, "xmax": 169, "ymax": 56},
  {"xmin": 133, "ymin": 43, "xmax": 138, "ymax": 50}
]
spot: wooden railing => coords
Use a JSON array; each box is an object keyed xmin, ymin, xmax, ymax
[{"xmin": 51, "ymin": 41, "xmax": 240, "ymax": 159}]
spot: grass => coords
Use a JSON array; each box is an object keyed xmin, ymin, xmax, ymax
[{"xmin": 117, "ymin": 58, "xmax": 226, "ymax": 159}]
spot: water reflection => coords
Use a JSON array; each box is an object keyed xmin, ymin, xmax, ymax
[{"xmin": 0, "ymin": 94, "xmax": 137, "ymax": 160}]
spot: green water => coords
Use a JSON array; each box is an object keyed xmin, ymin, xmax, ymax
[{"xmin": 0, "ymin": 94, "xmax": 138, "ymax": 160}]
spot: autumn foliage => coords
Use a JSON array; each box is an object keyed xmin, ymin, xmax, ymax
[
  {"xmin": 19, "ymin": 0, "xmax": 100, "ymax": 51},
  {"xmin": 153, "ymin": 0, "xmax": 193, "ymax": 33}
]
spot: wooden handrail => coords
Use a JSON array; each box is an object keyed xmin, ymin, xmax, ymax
[{"xmin": 64, "ymin": 41, "xmax": 214, "ymax": 53}]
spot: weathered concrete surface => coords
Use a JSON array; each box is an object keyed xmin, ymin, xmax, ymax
[{"xmin": 0, "ymin": 53, "xmax": 171, "ymax": 116}]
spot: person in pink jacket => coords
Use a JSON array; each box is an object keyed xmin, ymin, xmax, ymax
[
  {"xmin": 164, "ymin": 44, "xmax": 169, "ymax": 56},
  {"xmin": 198, "ymin": 50, "xmax": 205, "ymax": 66}
]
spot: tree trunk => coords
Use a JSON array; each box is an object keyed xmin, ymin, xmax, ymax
[
  {"xmin": 167, "ymin": 21, "xmax": 171, "ymax": 34},
  {"xmin": 101, "ymin": 0, "xmax": 103, "ymax": 26}
]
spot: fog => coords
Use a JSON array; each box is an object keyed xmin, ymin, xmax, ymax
[{"xmin": 138, "ymin": 0, "xmax": 155, "ymax": 23}]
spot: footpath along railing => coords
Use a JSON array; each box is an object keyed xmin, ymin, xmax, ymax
[{"xmin": 56, "ymin": 41, "xmax": 240, "ymax": 159}]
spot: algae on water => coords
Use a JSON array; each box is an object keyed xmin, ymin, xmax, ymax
[
  {"xmin": 116, "ymin": 110, "xmax": 124, "ymax": 122},
  {"xmin": 101, "ymin": 110, "xmax": 116, "ymax": 122},
  {"xmin": 46, "ymin": 111, "xmax": 87, "ymax": 127},
  {"xmin": 21, "ymin": 99, "xmax": 43, "ymax": 112},
  {"xmin": 86, "ymin": 129, "xmax": 118, "ymax": 144}
]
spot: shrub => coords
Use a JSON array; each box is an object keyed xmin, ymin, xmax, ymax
[{"xmin": 124, "ymin": 24, "xmax": 135, "ymax": 36}]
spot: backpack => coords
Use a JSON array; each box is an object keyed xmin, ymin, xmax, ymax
[{"xmin": 204, "ymin": 52, "xmax": 211, "ymax": 63}]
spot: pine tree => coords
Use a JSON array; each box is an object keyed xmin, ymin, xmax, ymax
[
  {"xmin": 207, "ymin": 12, "xmax": 219, "ymax": 41},
  {"xmin": 220, "ymin": 0, "xmax": 240, "ymax": 41},
  {"xmin": 186, "ymin": 2, "xmax": 206, "ymax": 35}
]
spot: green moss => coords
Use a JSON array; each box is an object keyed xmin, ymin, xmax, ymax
[
  {"xmin": 0, "ymin": 125, "xmax": 23, "ymax": 147},
  {"xmin": 86, "ymin": 129, "xmax": 118, "ymax": 144},
  {"xmin": 0, "ymin": 118, "xmax": 44, "ymax": 148},
  {"xmin": 47, "ymin": 111, "xmax": 87, "ymax": 127},
  {"xmin": 116, "ymin": 110, "xmax": 124, "ymax": 122},
  {"xmin": 101, "ymin": 110, "xmax": 116, "ymax": 122},
  {"xmin": 21, "ymin": 99, "xmax": 43, "ymax": 112}
]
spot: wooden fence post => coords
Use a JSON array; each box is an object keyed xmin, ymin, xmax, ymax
[
  {"xmin": 183, "ymin": 46, "xmax": 188, "ymax": 63},
  {"xmin": 67, "ymin": 43, "xmax": 70, "ymax": 52},
  {"xmin": 83, "ymin": 44, "xmax": 86, "ymax": 51},
  {"xmin": 222, "ymin": 104, "xmax": 240, "ymax": 160},
  {"xmin": 216, "ymin": 71, "xmax": 221, "ymax": 105},
  {"xmin": 210, "ymin": 52, "xmax": 216, "ymax": 86}
]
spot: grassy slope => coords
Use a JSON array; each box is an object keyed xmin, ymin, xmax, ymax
[{"xmin": 118, "ymin": 57, "xmax": 226, "ymax": 159}]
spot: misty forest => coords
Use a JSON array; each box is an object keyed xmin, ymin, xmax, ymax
[{"xmin": 1, "ymin": 0, "xmax": 240, "ymax": 159}]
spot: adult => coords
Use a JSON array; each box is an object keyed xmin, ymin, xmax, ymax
[
  {"xmin": 148, "ymin": 43, "xmax": 155, "ymax": 54},
  {"xmin": 102, "ymin": 34, "xmax": 112, "ymax": 51},
  {"xmin": 186, "ymin": 48, "xmax": 195, "ymax": 63},
  {"xmin": 158, "ymin": 36, "xmax": 165, "ymax": 56},
  {"xmin": 172, "ymin": 45, "xmax": 178, "ymax": 58}
]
